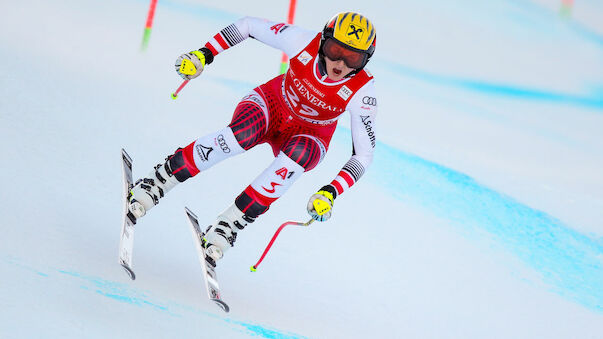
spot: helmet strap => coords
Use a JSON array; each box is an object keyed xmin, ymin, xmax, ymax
[{"xmin": 317, "ymin": 54, "xmax": 327, "ymax": 75}]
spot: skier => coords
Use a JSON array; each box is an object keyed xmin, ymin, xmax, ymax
[{"xmin": 128, "ymin": 12, "xmax": 378, "ymax": 265}]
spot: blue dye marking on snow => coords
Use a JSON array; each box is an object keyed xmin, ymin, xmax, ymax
[
  {"xmin": 55, "ymin": 270, "xmax": 307, "ymax": 337},
  {"xmin": 339, "ymin": 129, "xmax": 603, "ymax": 311},
  {"xmin": 95, "ymin": 290, "xmax": 139, "ymax": 303},
  {"xmin": 505, "ymin": 0, "xmax": 603, "ymax": 46},
  {"xmin": 4, "ymin": 256, "xmax": 49, "ymax": 277},
  {"xmin": 378, "ymin": 60, "xmax": 603, "ymax": 110},
  {"xmin": 226, "ymin": 319, "xmax": 309, "ymax": 339},
  {"xmin": 58, "ymin": 270, "xmax": 173, "ymax": 312}
]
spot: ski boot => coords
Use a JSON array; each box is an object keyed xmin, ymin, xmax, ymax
[
  {"xmin": 202, "ymin": 204, "xmax": 255, "ymax": 266},
  {"xmin": 128, "ymin": 149, "xmax": 193, "ymax": 219}
]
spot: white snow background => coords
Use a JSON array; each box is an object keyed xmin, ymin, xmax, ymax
[{"xmin": 1, "ymin": 0, "xmax": 602, "ymax": 338}]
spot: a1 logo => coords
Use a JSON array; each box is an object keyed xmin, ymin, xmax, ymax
[
  {"xmin": 270, "ymin": 23, "xmax": 286, "ymax": 35},
  {"xmin": 275, "ymin": 167, "xmax": 295, "ymax": 180}
]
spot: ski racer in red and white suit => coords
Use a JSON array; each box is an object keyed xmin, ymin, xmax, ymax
[{"xmin": 128, "ymin": 13, "xmax": 378, "ymax": 263}]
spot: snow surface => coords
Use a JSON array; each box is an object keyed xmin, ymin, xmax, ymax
[{"xmin": 1, "ymin": 0, "xmax": 602, "ymax": 338}]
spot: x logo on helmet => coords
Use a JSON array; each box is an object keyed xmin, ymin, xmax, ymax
[{"xmin": 347, "ymin": 25, "xmax": 364, "ymax": 40}]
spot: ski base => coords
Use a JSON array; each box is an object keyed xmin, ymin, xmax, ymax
[{"xmin": 185, "ymin": 207, "xmax": 230, "ymax": 313}]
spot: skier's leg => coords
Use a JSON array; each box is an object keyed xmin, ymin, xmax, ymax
[
  {"xmin": 203, "ymin": 134, "xmax": 326, "ymax": 262},
  {"xmin": 228, "ymin": 91, "xmax": 270, "ymax": 150},
  {"xmin": 238, "ymin": 134, "xmax": 325, "ymax": 217},
  {"xmin": 128, "ymin": 127, "xmax": 245, "ymax": 218},
  {"xmin": 129, "ymin": 91, "xmax": 269, "ymax": 219}
]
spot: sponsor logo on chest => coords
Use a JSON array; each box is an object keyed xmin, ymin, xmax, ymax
[
  {"xmin": 337, "ymin": 85, "xmax": 353, "ymax": 100},
  {"xmin": 286, "ymin": 78, "xmax": 344, "ymax": 116},
  {"xmin": 297, "ymin": 50, "xmax": 313, "ymax": 65}
]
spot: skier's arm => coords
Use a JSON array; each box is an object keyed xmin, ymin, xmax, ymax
[
  {"xmin": 307, "ymin": 81, "xmax": 378, "ymax": 221},
  {"xmin": 176, "ymin": 17, "xmax": 317, "ymax": 80},
  {"xmin": 204, "ymin": 16, "xmax": 317, "ymax": 57}
]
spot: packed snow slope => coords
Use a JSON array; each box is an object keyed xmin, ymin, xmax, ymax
[{"xmin": 1, "ymin": 0, "xmax": 602, "ymax": 338}]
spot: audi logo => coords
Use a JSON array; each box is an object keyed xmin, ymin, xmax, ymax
[
  {"xmin": 216, "ymin": 134, "xmax": 230, "ymax": 153},
  {"xmin": 362, "ymin": 96, "xmax": 377, "ymax": 106}
]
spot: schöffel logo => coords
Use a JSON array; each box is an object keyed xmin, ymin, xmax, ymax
[
  {"xmin": 362, "ymin": 96, "xmax": 377, "ymax": 106},
  {"xmin": 360, "ymin": 115, "xmax": 376, "ymax": 148},
  {"xmin": 216, "ymin": 134, "xmax": 230, "ymax": 153}
]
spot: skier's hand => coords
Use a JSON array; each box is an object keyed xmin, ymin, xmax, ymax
[
  {"xmin": 307, "ymin": 187, "xmax": 336, "ymax": 222},
  {"xmin": 175, "ymin": 50, "xmax": 206, "ymax": 80}
]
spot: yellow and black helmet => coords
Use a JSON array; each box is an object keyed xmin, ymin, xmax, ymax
[{"xmin": 320, "ymin": 12, "xmax": 376, "ymax": 70}]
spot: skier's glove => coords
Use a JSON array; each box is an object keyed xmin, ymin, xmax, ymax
[
  {"xmin": 175, "ymin": 48, "xmax": 214, "ymax": 80},
  {"xmin": 307, "ymin": 185, "xmax": 337, "ymax": 222}
]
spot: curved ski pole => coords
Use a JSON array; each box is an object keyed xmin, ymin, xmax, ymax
[
  {"xmin": 171, "ymin": 80, "xmax": 190, "ymax": 100},
  {"xmin": 250, "ymin": 219, "xmax": 314, "ymax": 272}
]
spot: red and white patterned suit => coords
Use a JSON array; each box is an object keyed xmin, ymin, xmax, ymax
[{"xmin": 179, "ymin": 17, "xmax": 378, "ymax": 218}]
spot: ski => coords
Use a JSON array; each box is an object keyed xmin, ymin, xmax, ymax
[
  {"xmin": 184, "ymin": 207, "xmax": 230, "ymax": 313},
  {"xmin": 119, "ymin": 148, "xmax": 136, "ymax": 280}
]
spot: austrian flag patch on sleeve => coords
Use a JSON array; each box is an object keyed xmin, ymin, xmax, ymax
[{"xmin": 297, "ymin": 51, "xmax": 313, "ymax": 65}]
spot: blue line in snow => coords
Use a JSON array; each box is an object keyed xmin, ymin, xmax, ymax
[
  {"xmin": 225, "ymin": 319, "xmax": 309, "ymax": 339},
  {"xmin": 342, "ymin": 130, "xmax": 603, "ymax": 312},
  {"xmin": 505, "ymin": 0, "xmax": 603, "ymax": 46},
  {"xmin": 377, "ymin": 60, "xmax": 603, "ymax": 110},
  {"xmin": 55, "ymin": 270, "xmax": 308, "ymax": 338}
]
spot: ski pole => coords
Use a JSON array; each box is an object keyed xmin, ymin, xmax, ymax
[
  {"xmin": 171, "ymin": 80, "xmax": 190, "ymax": 100},
  {"xmin": 250, "ymin": 219, "xmax": 314, "ymax": 272}
]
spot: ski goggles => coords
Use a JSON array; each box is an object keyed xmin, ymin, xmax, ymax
[{"xmin": 322, "ymin": 38, "xmax": 368, "ymax": 69}]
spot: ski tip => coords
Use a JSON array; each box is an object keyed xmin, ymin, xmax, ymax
[
  {"xmin": 121, "ymin": 263, "xmax": 136, "ymax": 280},
  {"xmin": 184, "ymin": 206, "xmax": 198, "ymax": 220},
  {"xmin": 121, "ymin": 148, "xmax": 133, "ymax": 165},
  {"xmin": 211, "ymin": 299, "xmax": 230, "ymax": 313},
  {"xmin": 121, "ymin": 148, "xmax": 131, "ymax": 158},
  {"xmin": 250, "ymin": 265, "xmax": 257, "ymax": 272}
]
